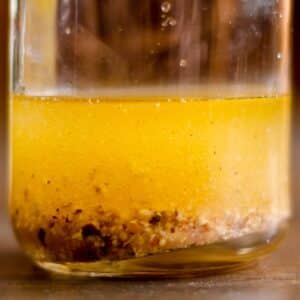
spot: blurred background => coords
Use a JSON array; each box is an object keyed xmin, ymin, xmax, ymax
[{"xmin": 0, "ymin": 1, "xmax": 300, "ymax": 246}]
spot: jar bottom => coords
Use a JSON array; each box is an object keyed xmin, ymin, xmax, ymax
[{"xmin": 34, "ymin": 222, "xmax": 288, "ymax": 278}]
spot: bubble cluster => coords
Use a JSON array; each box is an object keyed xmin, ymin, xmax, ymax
[{"xmin": 160, "ymin": 1, "xmax": 177, "ymax": 28}]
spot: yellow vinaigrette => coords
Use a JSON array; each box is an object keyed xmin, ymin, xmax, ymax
[{"xmin": 10, "ymin": 94, "xmax": 290, "ymax": 265}]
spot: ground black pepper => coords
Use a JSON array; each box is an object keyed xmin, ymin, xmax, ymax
[
  {"xmin": 37, "ymin": 228, "xmax": 46, "ymax": 247},
  {"xmin": 81, "ymin": 224, "xmax": 101, "ymax": 239},
  {"xmin": 149, "ymin": 214, "xmax": 161, "ymax": 225}
]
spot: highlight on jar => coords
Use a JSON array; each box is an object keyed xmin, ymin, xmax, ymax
[{"xmin": 9, "ymin": 0, "xmax": 292, "ymax": 277}]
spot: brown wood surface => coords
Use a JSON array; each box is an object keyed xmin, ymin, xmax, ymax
[{"xmin": 1, "ymin": 0, "xmax": 300, "ymax": 299}]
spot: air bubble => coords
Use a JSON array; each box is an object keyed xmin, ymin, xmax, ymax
[
  {"xmin": 65, "ymin": 27, "xmax": 71, "ymax": 35},
  {"xmin": 169, "ymin": 17, "xmax": 177, "ymax": 26},
  {"xmin": 179, "ymin": 59, "xmax": 187, "ymax": 68},
  {"xmin": 161, "ymin": 1, "xmax": 171, "ymax": 13}
]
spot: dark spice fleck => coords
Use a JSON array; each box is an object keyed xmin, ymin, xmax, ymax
[
  {"xmin": 52, "ymin": 215, "xmax": 58, "ymax": 220},
  {"xmin": 56, "ymin": 208, "xmax": 60, "ymax": 213},
  {"xmin": 65, "ymin": 217, "xmax": 71, "ymax": 223},
  {"xmin": 46, "ymin": 180, "xmax": 51, "ymax": 184},
  {"xmin": 74, "ymin": 209, "xmax": 83, "ymax": 215},
  {"xmin": 82, "ymin": 224, "xmax": 101, "ymax": 239},
  {"xmin": 149, "ymin": 214, "xmax": 161, "ymax": 225},
  {"xmin": 37, "ymin": 228, "xmax": 46, "ymax": 247},
  {"xmin": 48, "ymin": 222, "xmax": 55, "ymax": 228},
  {"xmin": 94, "ymin": 186, "xmax": 102, "ymax": 194},
  {"xmin": 24, "ymin": 189, "xmax": 29, "ymax": 200}
]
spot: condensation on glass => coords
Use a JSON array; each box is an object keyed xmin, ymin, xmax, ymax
[{"xmin": 10, "ymin": 0, "xmax": 291, "ymax": 277}]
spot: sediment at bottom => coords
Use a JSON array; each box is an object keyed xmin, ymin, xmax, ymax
[{"xmin": 35, "ymin": 223, "xmax": 287, "ymax": 278}]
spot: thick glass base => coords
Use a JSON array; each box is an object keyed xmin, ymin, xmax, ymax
[{"xmin": 35, "ymin": 223, "xmax": 287, "ymax": 278}]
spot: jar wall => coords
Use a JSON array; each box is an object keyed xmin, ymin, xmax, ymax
[{"xmin": 10, "ymin": 0, "xmax": 291, "ymax": 277}]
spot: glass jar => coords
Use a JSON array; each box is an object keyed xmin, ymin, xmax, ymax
[{"xmin": 10, "ymin": 0, "xmax": 291, "ymax": 277}]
